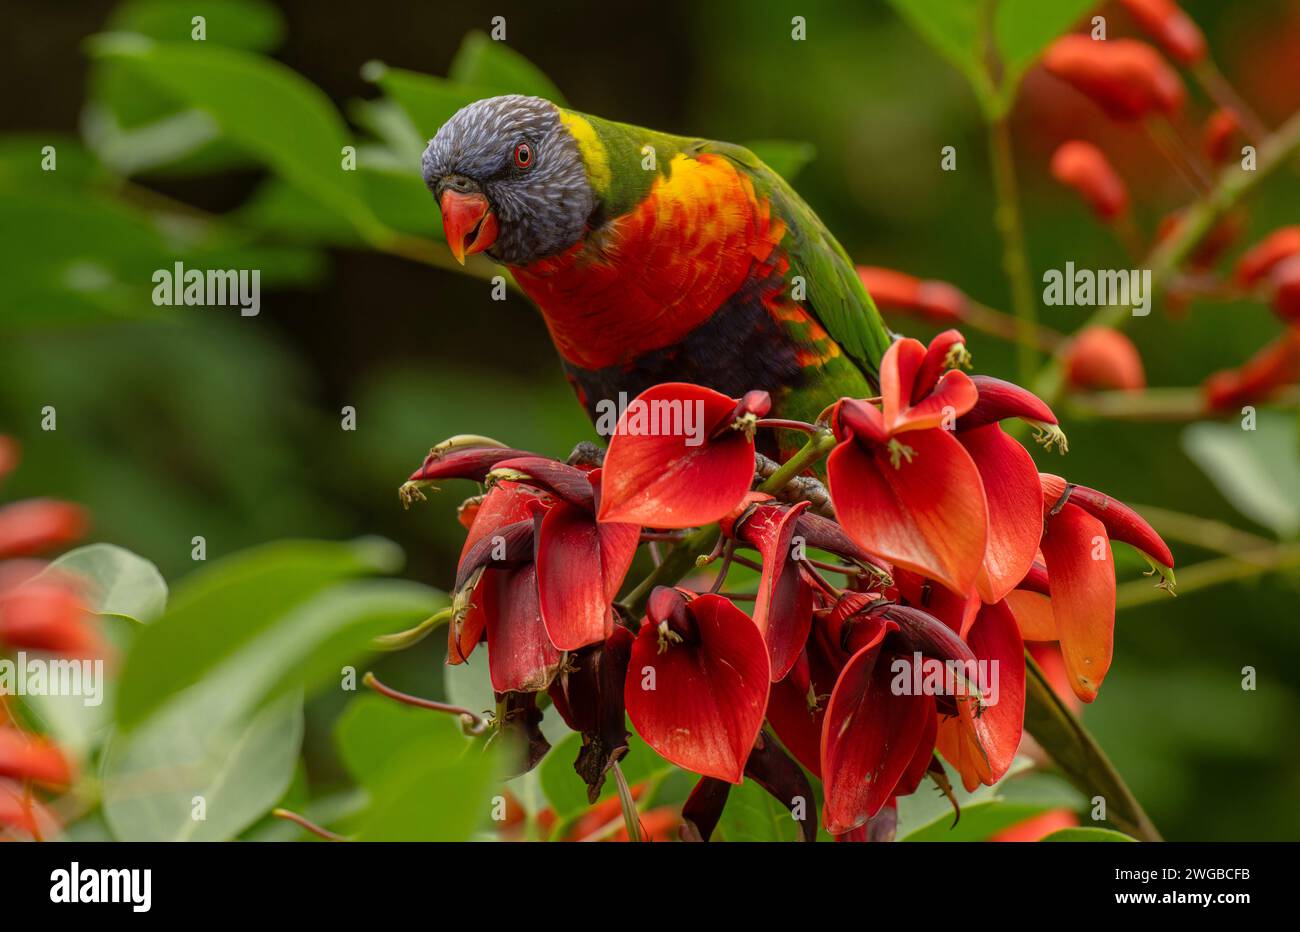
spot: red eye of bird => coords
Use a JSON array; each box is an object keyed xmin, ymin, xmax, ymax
[{"xmin": 513, "ymin": 142, "xmax": 533, "ymax": 169}]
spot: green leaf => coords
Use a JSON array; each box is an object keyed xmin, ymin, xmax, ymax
[
  {"xmin": 41, "ymin": 543, "xmax": 168, "ymax": 623},
  {"xmin": 363, "ymin": 62, "xmax": 503, "ymax": 139},
  {"xmin": 114, "ymin": 537, "xmax": 402, "ymax": 730},
  {"xmin": 88, "ymin": 34, "xmax": 387, "ymax": 240},
  {"xmin": 448, "ymin": 31, "xmax": 565, "ymax": 103},
  {"xmin": 1042, "ymin": 826, "xmax": 1137, "ymax": 842},
  {"xmin": 903, "ymin": 799, "xmax": 1050, "ymax": 841},
  {"xmin": 335, "ymin": 696, "xmax": 503, "ymax": 841},
  {"xmin": 887, "ymin": 0, "xmax": 1092, "ymax": 117},
  {"xmin": 994, "ymin": 0, "xmax": 1095, "ymax": 108},
  {"xmin": 716, "ymin": 778, "xmax": 802, "ymax": 842},
  {"xmin": 885, "ymin": 0, "xmax": 994, "ymax": 109},
  {"xmin": 102, "ymin": 689, "xmax": 303, "ymax": 841},
  {"xmin": 1182, "ymin": 414, "xmax": 1300, "ymax": 538},
  {"xmin": 745, "ymin": 140, "xmax": 817, "ymax": 182},
  {"xmin": 537, "ymin": 731, "xmax": 673, "ymax": 830}
]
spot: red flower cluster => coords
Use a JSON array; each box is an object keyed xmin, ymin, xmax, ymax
[
  {"xmin": 0, "ymin": 437, "xmax": 100, "ymax": 841},
  {"xmin": 404, "ymin": 331, "xmax": 1174, "ymax": 837}
]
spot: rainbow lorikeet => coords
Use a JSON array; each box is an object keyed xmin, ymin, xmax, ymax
[{"xmin": 421, "ymin": 95, "xmax": 894, "ymax": 450}]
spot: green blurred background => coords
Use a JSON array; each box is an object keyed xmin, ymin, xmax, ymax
[{"xmin": 1, "ymin": 0, "xmax": 1298, "ymax": 839}]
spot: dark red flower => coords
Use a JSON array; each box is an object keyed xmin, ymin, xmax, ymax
[
  {"xmin": 1203, "ymin": 328, "xmax": 1300, "ymax": 410},
  {"xmin": 624, "ymin": 589, "xmax": 769, "ymax": 783}
]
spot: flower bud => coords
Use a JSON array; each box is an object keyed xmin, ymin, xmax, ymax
[
  {"xmin": 1202, "ymin": 108, "xmax": 1241, "ymax": 166},
  {"xmin": 1043, "ymin": 35, "xmax": 1185, "ymax": 120},
  {"xmin": 1050, "ymin": 141, "xmax": 1129, "ymax": 221},
  {"xmin": 856, "ymin": 267, "xmax": 967, "ymax": 322},
  {"xmin": 1119, "ymin": 0, "xmax": 1207, "ymax": 64},
  {"xmin": 1063, "ymin": 326, "xmax": 1146, "ymax": 392},
  {"xmin": 0, "ymin": 728, "xmax": 74, "ymax": 787},
  {"xmin": 0, "ymin": 499, "xmax": 89, "ymax": 559},
  {"xmin": 1203, "ymin": 328, "xmax": 1300, "ymax": 410},
  {"xmin": 1235, "ymin": 227, "xmax": 1300, "ymax": 287},
  {"xmin": 1270, "ymin": 256, "xmax": 1300, "ymax": 324}
]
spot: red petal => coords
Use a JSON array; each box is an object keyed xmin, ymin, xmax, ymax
[
  {"xmin": 1040, "ymin": 503, "xmax": 1115, "ymax": 702},
  {"xmin": 821, "ymin": 641, "xmax": 934, "ymax": 833},
  {"xmin": 1004, "ymin": 589, "xmax": 1057, "ymax": 641},
  {"xmin": 0, "ymin": 728, "xmax": 74, "ymax": 786},
  {"xmin": 624, "ymin": 594, "xmax": 769, "ymax": 783},
  {"xmin": 890, "ymin": 370, "xmax": 980, "ymax": 434},
  {"xmin": 535, "ymin": 502, "xmax": 637, "ymax": 651},
  {"xmin": 880, "ymin": 338, "xmax": 927, "ymax": 426},
  {"xmin": 961, "ymin": 425, "xmax": 1043, "ymax": 603},
  {"xmin": 447, "ymin": 572, "xmax": 489, "ymax": 665},
  {"xmin": 739, "ymin": 502, "xmax": 814, "ymax": 681},
  {"xmin": 486, "ymin": 565, "xmax": 561, "ymax": 693},
  {"xmin": 0, "ymin": 778, "xmax": 59, "ymax": 839},
  {"xmin": 956, "ymin": 600, "xmax": 1025, "ymax": 788},
  {"xmin": 459, "ymin": 481, "xmax": 550, "ymax": 561},
  {"xmin": 0, "ymin": 580, "xmax": 101, "ymax": 656},
  {"xmin": 488, "ymin": 456, "xmax": 595, "ymax": 510},
  {"xmin": 828, "ymin": 429, "xmax": 988, "ymax": 595},
  {"xmin": 959, "ymin": 375, "xmax": 1058, "ymax": 429},
  {"xmin": 1040, "ymin": 475, "xmax": 1174, "ymax": 570},
  {"xmin": 598, "ymin": 383, "xmax": 756, "ymax": 528},
  {"xmin": 0, "ymin": 500, "xmax": 88, "ymax": 559},
  {"xmin": 407, "ymin": 444, "xmax": 535, "ymax": 484},
  {"xmin": 913, "ymin": 329, "xmax": 968, "ymax": 402}
]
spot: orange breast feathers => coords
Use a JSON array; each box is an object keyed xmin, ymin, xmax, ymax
[{"xmin": 510, "ymin": 153, "xmax": 787, "ymax": 371}]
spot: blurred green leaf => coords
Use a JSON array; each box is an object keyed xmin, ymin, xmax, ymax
[
  {"xmin": 335, "ymin": 695, "xmax": 502, "ymax": 841},
  {"xmin": 363, "ymin": 63, "xmax": 501, "ymax": 140},
  {"xmin": 887, "ymin": 0, "xmax": 1092, "ymax": 116},
  {"xmin": 87, "ymin": 0, "xmax": 285, "ymax": 176},
  {"xmin": 1182, "ymin": 414, "xmax": 1300, "ymax": 538},
  {"xmin": 538, "ymin": 731, "xmax": 671, "ymax": 831},
  {"xmin": 42, "ymin": 543, "xmax": 167, "ymax": 622},
  {"xmin": 102, "ymin": 689, "xmax": 303, "ymax": 841},
  {"xmin": 1043, "ymin": 826, "xmax": 1137, "ymax": 842},
  {"xmin": 885, "ymin": 0, "xmax": 994, "ymax": 109},
  {"xmin": 89, "ymin": 34, "xmax": 387, "ymax": 240},
  {"xmin": 448, "ymin": 31, "xmax": 565, "ymax": 103},
  {"xmin": 994, "ymin": 0, "xmax": 1094, "ymax": 106},
  {"xmin": 745, "ymin": 139, "xmax": 817, "ymax": 182},
  {"xmin": 716, "ymin": 778, "xmax": 802, "ymax": 842},
  {"xmin": 115, "ymin": 537, "xmax": 403, "ymax": 730}
]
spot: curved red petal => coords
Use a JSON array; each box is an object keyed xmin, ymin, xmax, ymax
[
  {"xmin": 828, "ymin": 429, "xmax": 989, "ymax": 595},
  {"xmin": 486, "ymin": 565, "xmax": 561, "ymax": 693},
  {"xmin": 960, "ymin": 600, "xmax": 1025, "ymax": 786},
  {"xmin": 1003, "ymin": 589, "xmax": 1058, "ymax": 641},
  {"xmin": 597, "ymin": 384, "xmax": 755, "ymax": 527},
  {"xmin": 536, "ymin": 502, "xmax": 614, "ymax": 651},
  {"xmin": 890, "ymin": 370, "xmax": 980, "ymax": 434},
  {"xmin": 1040, "ymin": 503, "xmax": 1115, "ymax": 702},
  {"xmin": 740, "ymin": 502, "xmax": 814, "ymax": 681},
  {"xmin": 961, "ymin": 425, "xmax": 1044, "ymax": 603},
  {"xmin": 880, "ymin": 338, "xmax": 926, "ymax": 428},
  {"xmin": 821, "ymin": 641, "xmax": 933, "ymax": 833},
  {"xmin": 624, "ymin": 594, "xmax": 769, "ymax": 783}
]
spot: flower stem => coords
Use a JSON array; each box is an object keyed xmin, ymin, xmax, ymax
[
  {"xmin": 759, "ymin": 428, "xmax": 837, "ymax": 494},
  {"xmin": 1117, "ymin": 541, "xmax": 1300, "ymax": 609},
  {"xmin": 1023, "ymin": 655, "xmax": 1162, "ymax": 841},
  {"xmin": 987, "ymin": 115, "xmax": 1040, "ymax": 383},
  {"xmin": 1032, "ymin": 107, "xmax": 1300, "ymax": 408},
  {"xmin": 370, "ymin": 607, "xmax": 452, "ymax": 651}
]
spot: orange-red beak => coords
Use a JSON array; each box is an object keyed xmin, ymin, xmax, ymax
[{"xmin": 439, "ymin": 190, "xmax": 499, "ymax": 265}]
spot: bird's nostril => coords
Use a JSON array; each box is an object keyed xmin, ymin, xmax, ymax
[{"xmin": 441, "ymin": 174, "xmax": 477, "ymax": 195}]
